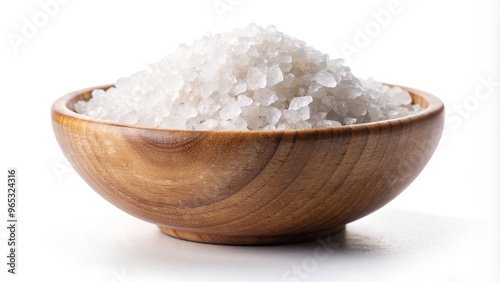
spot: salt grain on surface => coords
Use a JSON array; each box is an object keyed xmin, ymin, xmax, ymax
[{"xmin": 75, "ymin": 24, "xmax": 423, "ymax": 130}]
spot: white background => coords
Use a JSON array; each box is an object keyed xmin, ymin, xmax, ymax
[{"xmin": 0, "ymin": 0, "xmax": 499, "ymax": 281}]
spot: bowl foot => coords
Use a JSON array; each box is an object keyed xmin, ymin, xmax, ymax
[{"xmin": 157, "ymin": 225, "xmax": 346, "ymax": 245}]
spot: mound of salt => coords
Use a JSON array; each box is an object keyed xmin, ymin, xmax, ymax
[{"xmin": 75, "ymin": 24, "xmax": 422, "ymax": 130}]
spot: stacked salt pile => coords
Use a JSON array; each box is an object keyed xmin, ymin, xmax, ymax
[{"xmin": 75, "ymin": 24, "xmax": 422, "ymax": 130}]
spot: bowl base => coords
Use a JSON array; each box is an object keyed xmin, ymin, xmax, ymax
[{"xmin": 157, "ymin": 225, "xmax": 346, "ymax": 245}]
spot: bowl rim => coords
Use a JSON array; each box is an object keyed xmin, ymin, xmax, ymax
[{"xmin": 51, "ymin": 83, "xmax": 444, "ymax": 134}]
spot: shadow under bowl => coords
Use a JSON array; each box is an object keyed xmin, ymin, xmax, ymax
[{"xmin": 51, "ymin": 83, "xmax": 444, "ymax": 245}]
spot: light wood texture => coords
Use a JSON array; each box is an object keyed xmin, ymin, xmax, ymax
[{"xmin": 51, "ymin": 84, "xmax": 444, "ymax": 245}]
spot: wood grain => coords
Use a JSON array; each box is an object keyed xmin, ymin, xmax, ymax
[{"xmin": 51, "ymin": 84, "xmax": 444, "ymax": 245}]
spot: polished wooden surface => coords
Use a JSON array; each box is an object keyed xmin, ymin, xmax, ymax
[{"xmin": 51, "ymin": 84, "xmax": 444, "ymax": 245}]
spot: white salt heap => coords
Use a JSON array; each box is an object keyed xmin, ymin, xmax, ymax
[{"xmin": 75, "ymin": 24, "xmax": 423, "ymax": 130}]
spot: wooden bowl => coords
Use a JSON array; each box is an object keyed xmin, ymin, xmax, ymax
[{"xmin": 51, "ymin": 84, "xmax": 444, "ymax": 245}]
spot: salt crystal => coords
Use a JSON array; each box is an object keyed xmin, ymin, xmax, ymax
[
  {"xmin": 282, "ymin": 73, "xmax": 297, "ymax": 88},
  {"xmin": 182, "ymin": 69, "xmax": 197, "ymax": 82},
  {"xmin": 247, "ymin": 115, "xmax": 265, "ymax": 130},
  {"xmin": 219, "ymin": 73, "xmax": 237, "ymax": 95},
  {"xmin": 316, "ymin": 120, "xmax": 342, "ymax": 127},
  {"xmin": 387, "ymin": 110, "xmax": 400, "ymax": 118},
  {"xmin": 246, "ymin": 67, "xmax": 267, "ymax": 90},
  {"xmin": 390, "ymin": 87, "xmax": 412, "ymax": 105},
  {"xmin": 367, "ymin": 104, "xmax": 383, "ymax": 121},
  {"xmin": 321, "ymin": 96, "xmax": 336, "ymax": 108},
  {"xmin": 300, "ymin": 74, "xmax": 314, "ymax": 85},
  {"xmin": 119, "ymin": 111, "xmax": 139, "ymax": 124},
  {"xmin": 237, "ymin": 94, "xmax": 253, "ymax": 107},
  {"xmin": 344, "ymin": 117, "xmax": 357, "ymax": 125},
  {"xmin": 219, "ymin": 101, "xmax": 241, "ymax": 120},
  {"xmin": 265, "ymin": 106, "xmax": 281, "ymax": 125},
  {"xmin": 137, "ymin": 114, "xmax": 162, "ymax": 127},
  {"xmin": 199, "ymin": 63, "xmax": 219, "ymax": 82},
  {"xmin": 330, "ymin": 120, "xmax": 342, "ymax": 127},
  {"xmin": 267, "ymin": 65, "xmax": 283, "ymax": 87},
  {"xmin": 333, "ymin": 101, "xmax": 349, "ymax": 116},
  {"xmin": 349, "ymin": 101, "xmax": 367, "ymax": 116},
  {"xmin": 74, "ymin": 101, "xmax": 86, "ymax": 113},
  {"xmin": 231, "ymin": 81, "xmax": 247, "ymax": 95},
  {"xmin": 276, "ymin": 123, "xmax": 287, "ymax": 130},
  {"xmin": 263, "ymin": 124, "xmax": 276, "ymax": 130},
  {"xmin": 289, "ymin": 96, "xmax": 313, "ymax": 110},
  {"xmin": 295, "ymin": 121, "xmax": 312, "ymax": 129},
  {"xmin": 346, "ymin": 88, "xmax": 363, "ymax": 99},
  {"xmin": 177, "ymin": 103, "xmax": 198, "ymax": 119},
  {"xmin": 314, "ymin": 70, "xmax": 337, "ymax": 88},
  {"xmin": 230, "ymin": 116, "xmax": 248, "ymax": 130},
  {"xmin": 195, "ymin": 119, "xmax": 218, "ymax": 130},
  {"xmin": 199, "ymin": 81, "xmax": 218, "ymax": 96},
  {"xmin": 298, "ymin": 106, "xmax": 310, "ymax": 120},
  {"xmin": 278, "ymin": 55, "xmax": 293, "ymax": 72},
  {"xmin": 197, "ymin": 97, "xmax": 220, "ymax": 115},
  {"xmin": 326, "ymin": 58, "xmax": 344, "ymax": 70},
  {"xmin": 183, "ymin": 83, "xmax": 192, "ymax": 93},
  {"xmin": 308, "ymin": 82, "xmax": 322, "ymax": 95},
  {"xmin": 413, "ymin": 104, "xmax": 423, "ymax": 112},
  {"xmin": 254, "ymin": 89, "xmax": 278, "ymax": 106},
  {"xmin": 310, "ymin": 112, "xmax": 327, "ymax": 122},
  {"xmin": 283, "ymin": 109, "xmax": 301, "ymax": 124}
]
